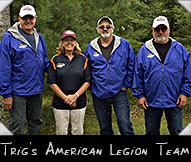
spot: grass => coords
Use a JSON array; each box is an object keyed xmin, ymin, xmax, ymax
[
  {"xmin": 1, "ymin": 87, "xmax": 191, "ymax": 135},
  {"xmin": 40, "ymin": 88, "xmax": 191, "ymax": 135}
]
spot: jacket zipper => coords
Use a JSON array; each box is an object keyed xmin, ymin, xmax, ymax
[
  {"xmin": 34, "ymin": 48, "xmax": 40, "ymax": 89},
  {"xmin": 107, "ymin": 62, "xmax": 109, "ymax": 70},
  {"xmin": 107, "ymin": 61, "xmax": 110, "ymax": 93},
  {"xmin": 101, "ymin": 53, "xmax": 111, "ymax": 94},
  {"xmin": 162, "ymin": 64, "xmax": 164, "ymax": 107}
]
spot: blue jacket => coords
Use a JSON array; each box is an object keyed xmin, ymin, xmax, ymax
[
  {"xmin": 132, "ymin": 38, "xmax": 191, "ymax": 108},
  {"xmin": 0, "ymin": 22, "xmax": 50, "ymax": 98},
  {"xmin": 84, "ymin": 35, "xmax": 135, "ymax": 99}
]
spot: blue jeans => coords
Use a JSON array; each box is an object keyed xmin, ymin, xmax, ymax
[
  {"xmin": 144, "ymin": 107, "xmax": 183, "ymax": 135},
  {"xmin": 92, "ymin": 90, "xmax": 134, "ymax": 135},
  {"xmin": 8, "ymin": 94, "xmax": 43, "ymax": 135}
]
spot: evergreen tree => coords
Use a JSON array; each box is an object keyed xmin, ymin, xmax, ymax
[{"xmin": 7, "ymin": 0, "xmax": 191, "ymax": 56}]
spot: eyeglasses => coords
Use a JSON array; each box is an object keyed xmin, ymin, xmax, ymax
[
  {"xmin": 99, "ymin": 25, "xmax": 112, "ymax": 30},
  {"xmin": 154, "ymin": 26, "xmax": 167, "ymax": 32},
  {"xmin": 21, "ymin": 15, "xmax": 35, "ymax": 21}
]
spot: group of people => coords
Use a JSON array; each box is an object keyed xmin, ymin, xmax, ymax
[{"xmin": 0, "ymin": 5, "xmax": 191, "ymax": 135}]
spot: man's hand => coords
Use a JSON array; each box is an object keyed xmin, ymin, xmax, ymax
[
  {"xmin": 121, "ymin": 87, "xmax": 127, "ymax": 91},
  {"xmin": 138, "ymin": 96, "xmax": 148, "ymax": 109},
  {"xmin": 3, "ymin": 97, "xmax": 13, "ymax": 110},
  {"xmin": 176, "ymin": 94, "xmax": 187, "ymax": 108}
]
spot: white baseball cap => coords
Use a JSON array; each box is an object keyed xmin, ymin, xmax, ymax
[
  {"xmin": 152, "ymin": 16, "xmax": 169, "ymax": 28},
  {"xmin": 97, "ymin": 16, "xmax": 114, "ymax": 28},
  {"xmin": 19, "ymin": 5, "xmax": 36, "ymax": 17}
]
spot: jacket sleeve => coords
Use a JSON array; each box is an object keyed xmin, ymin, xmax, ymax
[
  {"xmin": 39, "ymin": 33, "xmax": 50, "ymax": 73},
  {"xmin": 0, "ymin": 42, "xmax": 1, "ymax": 96},
  {"xmin": 84, "ymin": 44, "xmax": 90, "ymax": 59},
  {"xmin": 180, "ymin": 47, "xmax": 191, "ymax": 97},
  {"xmin": 123, "ymin": 43, "xmax": 135, "ymax": 89},
  {"xmin": 0, "ymin": 32, "xmax": 13, "ymax": 98},
  {"xmin": 132, "ymin": 47, "xmax": 145, "ymax": 99}
]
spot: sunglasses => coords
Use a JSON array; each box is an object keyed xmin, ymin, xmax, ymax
[
  {"xmin": 99, "ymin": 25, "xmax": 112, "ymax": 30},
  {"xmin": 154, "ymin": 26, "xmax": 167, "ymax": 32},
  {"xmin": 21, "ymin": 15, "xmax": 35, "ymax": 21}
]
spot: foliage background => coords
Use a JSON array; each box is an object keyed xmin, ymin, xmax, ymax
[
  {"xmin": 1, "ymin": 0, "xmax": 191, "ymax": 135},
  {"xmin": 9, "ymin": 0, "xmax": 191, "ymax": 56}
]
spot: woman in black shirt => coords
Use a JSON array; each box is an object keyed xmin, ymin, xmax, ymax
[{"xmin": 47, "ymin": 30, "xmax": 90, "ymax": 135}]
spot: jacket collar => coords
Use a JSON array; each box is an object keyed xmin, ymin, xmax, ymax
[
  {"xmin": 8, "ymin": 22, "xmax": 39, "ymax": 52},
  {"xmin": 145, "ymin": 37, "xmax": 176, "ymax": 61},
  {"xmin": 90, "ymin": 35, "xmax": 121, "ymax": 55}
]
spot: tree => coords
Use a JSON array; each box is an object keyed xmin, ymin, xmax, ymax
[
  {"xmin": 6, "ymin": 0, "xmax": 191, "ymax": 56},
  {"xmin": 0, "ymin": 7, "xmax": 11, "ymax": 39}
]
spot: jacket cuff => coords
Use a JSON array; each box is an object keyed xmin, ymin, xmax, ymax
[
  {"xmin": 180, "ymin": 92, "xmax": 188, "ymax": 97},
  {"xmin": 137, "ymin": 94, "xmax": 144, "ymax": 99},
  {"xmin": 3, "ymin": 94, "xmax": 12, "ymax": 98}
]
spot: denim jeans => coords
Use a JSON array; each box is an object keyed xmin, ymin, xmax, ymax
[
  {"xmin": 144, "ymin": 107, "xmax": 183, "ymax": 135},
  {"xmin": 8, "ymin": 94, "xmax": 43, "ymax": 135},
  {"xmin": 92, "ymin": 90, "xmax": 134, "ymax": 135}
]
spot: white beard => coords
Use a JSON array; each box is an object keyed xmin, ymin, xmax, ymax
[
  {"xmin": 153, "ymin": 33, "xmax": 169, "ymax": 43},
  {"xmin": 101, "ymin": 32, "xmax": 110, "ymax": 39}
]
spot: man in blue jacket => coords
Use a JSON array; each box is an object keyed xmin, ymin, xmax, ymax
[
  {"xmin": 132, "ymin": 16, "xmax": 191, "ymax": 135},
  {"xmin": 0, "ymin": 5, "xmax": 50, "ymax": 135},
  {"xmin": 85, "ymin": 16, "xmax": 135, "ymax": 135}
]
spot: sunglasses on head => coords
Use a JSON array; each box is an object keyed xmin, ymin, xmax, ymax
[
  {"xmin": 99, "ymin": 25, "xmax": 112, "ymax": 30},
  {"xmin": 154, "ymin": 26, "xmax": 167, "ymax": 32}
]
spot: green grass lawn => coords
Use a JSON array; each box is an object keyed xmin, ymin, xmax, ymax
[
  {"xmin": 1, "ymin": 88, "xmax": 191, "ymax": 135},
  {"xmin": 40, "ymin": 88, "xmax": 191, "ymax": 135}
]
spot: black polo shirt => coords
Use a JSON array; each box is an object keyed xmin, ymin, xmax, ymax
[{"xmin": 47, "ymin": 53, "xmax": 90, "ymax": 110}]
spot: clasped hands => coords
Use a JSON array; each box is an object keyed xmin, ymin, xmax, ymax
[{"xmin": 64, "ymin": 94, "xmax": 78, "ymax": 107}]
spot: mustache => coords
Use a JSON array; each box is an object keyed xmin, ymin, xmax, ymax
[
  {"xmin": 102, "ymin": 30, "xmax": 109, "ymax": 34},
  {"xmin": 157, "ymin": 33, "xmax": 165, "ymax": 37},
  {"xmin": 24, "ymin": 22, "xmax": 33, "ymax": 25}
]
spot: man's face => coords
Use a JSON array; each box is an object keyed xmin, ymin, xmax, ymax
[
  {"xmin": 19, "ymin": 15, "xmax": 36, "ymax": 33},
  {"xmin": 98, "ymin": 20, "xmax": 113, "ymax": 39},
  {"xmin": 153, "ymin": 25, "xmax": 170, "ymax": 43}
]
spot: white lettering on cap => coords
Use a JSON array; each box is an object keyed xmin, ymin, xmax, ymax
[{"xmin": 65, "ymin": 31, "xmax": 75, "ymax": 34}]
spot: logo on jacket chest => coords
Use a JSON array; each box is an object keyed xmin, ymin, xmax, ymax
[
  {"xmin": 19, "ymin": 44, "xmax": 27, "ymax": 49},
  {"xmin": 56, "ymin": 63, "xmax": 65, "ymax": 68},
  {"xmin": 147, "ymin": 53, "xmax": 155, "ymax": 58},
  {"xmin": 93, "ymin": 52, "xmax": 99, "ymax": 57}
]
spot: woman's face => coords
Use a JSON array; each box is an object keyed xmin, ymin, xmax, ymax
[{"xmin": 62, "ymin": 37, "xmax": 76, "ymax": 53}]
